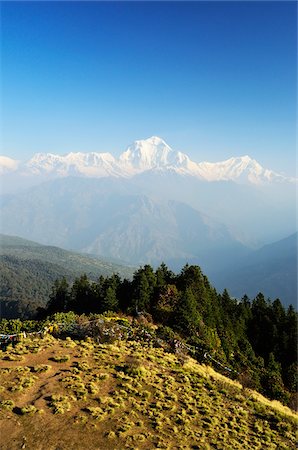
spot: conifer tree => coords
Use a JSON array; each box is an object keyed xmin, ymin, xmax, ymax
[
  {"xmin": 47, "ymin": 277, "xmax": 70, "ymax": 313},
  {"xmin": 152, "ymin": 284, "xmax": 179, "ymax": 324},
  {"xmin": 262, "ymin": 353, "xmax": 289, "ymax": 403},
  {"xmin": 132, "ymin": 265, "xmax": 156, "ymax": 313},
  {"xmin": 173, "ymin": 287, "xmax": 201, "ymax": 335},
  {"xmin": 69, "ymin": 274, "xmax": 94, "ymax": 314},
  {"xmin": 155, "ymin": 263, "xmax": 175, "ymax": 288},
  {"xmin": 101, "ymin": 274, "xmax": 120, "ymax": 312}
]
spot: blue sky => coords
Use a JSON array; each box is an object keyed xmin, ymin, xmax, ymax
[{"xmin": 1, "ymin": 1, "xmax": 297, "ymax": 175}]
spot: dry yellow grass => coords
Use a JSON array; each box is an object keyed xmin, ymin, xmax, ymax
[{"xmin": 0, "ymin": 335, "xmax": 297, "ymax": 450}]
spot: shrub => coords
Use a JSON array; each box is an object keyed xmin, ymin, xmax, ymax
[
  {"xmin": 85, "ymin": 406, "xmax": 105, "ymax": 420},
  {"xmin": 48, "ymin": 394, "xmax": 71, "ymax": 414},
  {"xmin": 50, "ymin": 355, "xmax": 70, "ymax": 363},
  {"xmin": 0, "ymin": 400, "xmax": 15, "ymax": 410},
  {"xmin": 19, "ymin": 405, "xmax": 37, "ymax": 415},
  {"xmin": 30, "ymin": 364, "xmax": 52, "ymax": 373},
  {"xmin": 123, "ymin": 356, "xmax": 147, "ymax": 378}
]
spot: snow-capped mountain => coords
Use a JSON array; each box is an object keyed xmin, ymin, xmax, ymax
[
  {"xmin": 195, "ymin": 155, "xmax": 288, "ymax": 184},
  {"xmin": 0, "ymin": 156, "xmax": 20, "ymax": 174},
  {"xmin": 0, "ymin": 136, "xmax": 295, "ymax": 185},
  {"xmin": 1, "ymin": 137, "xmax": 296, "ymax": 305},
  {"xmin": 25, "ymin": 151, "xmax": 126, "ymax": 178},
  {"xmin": 119, "ymin": 136, "xmax": 194, "ymax": 172},
  {"xmin": 25, "ymin": 152, "xmax": 128, "ymax": 177}
]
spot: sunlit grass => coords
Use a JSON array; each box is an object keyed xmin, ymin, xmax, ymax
[{"xmin": 0, "ymin": 330, "xmax": 296, "ymax": 450}]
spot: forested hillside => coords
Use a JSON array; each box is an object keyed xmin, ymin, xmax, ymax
[
  {"xmin": 0, "ymin": 234, "xmax": 134, "ymax": 318},
  {"xmin": 42, "ymin": 263, "xmax": 297, "ymax": 409},
  {"xmin": 1, "ymin": 234, "xmax": 296, "ymax": 409}
]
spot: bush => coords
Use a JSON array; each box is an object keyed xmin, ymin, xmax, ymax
[
  {"xmin": 19, "ymin": 405, "xmax": 37, "ymax": 415},
  {"xmin": 0, "ymin": 400, "xmax": 15, "ymax": 410},
  {"xmin": 123, "ymin": 356, "xmax": 147, "ymax": 378}
]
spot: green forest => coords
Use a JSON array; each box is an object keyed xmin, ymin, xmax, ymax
[
  {"xmin": 0, "ymin": 234, "xmax": 135, "ymax": 318},
  {"xmin": 19, "ymin": 263, "xmax": 295, "ymax": 410}
]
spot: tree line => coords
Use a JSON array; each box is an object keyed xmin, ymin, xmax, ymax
[{"xmin": 42, "ymin": 263, "xmax": 297, "ymax": 407}]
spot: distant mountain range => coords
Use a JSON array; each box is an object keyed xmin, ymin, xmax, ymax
[
  {"xmin": 0, "ymin": 180, "xmax": 250, "ymax": 271},
  {"xmin": 211, "ymin": 233, "xmax": 297, "ymax": 308},
  {"xmin": 1, "ymin": 136, "xmax": 296, "ymax": 185},
  {"xmin": 0, "ymin": 234, "xmax": 134, "ymax": 318},
  {"xmin": 0, "ymin": 137, "xmax": 296, "ymax": 308}
]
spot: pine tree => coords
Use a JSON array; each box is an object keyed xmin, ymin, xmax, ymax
[
  {"xmin": 69, "ymin": 274, "xmax": 94, "ymax": 314},
  {"xmin": 152, "ymin": 284, "xmax": 179, "ymax": 324},
  {"xmin": 47, "ymin": 277, "xmax": 70, "ymax": 313},
  {"xmin": 248, "ymin": 293, "xmax": 274, "ymax": 359},
  {"xmin": 173, "ymin": 287, "xmax": 201, "ymax": 336},
  {"xmin": 101, "ymin": 274, "xmax": 120, "ymax": 312},
  {"xmin": 132, "ymin": 265, "xmax": 156, "ymax": 314},
  {"xmin": 155, "ymin": 263, "xmax": 175, "ymax": 288},
  {"xmin": 262, "ymin": 353, "xmax": 289, "ymax": 403}
]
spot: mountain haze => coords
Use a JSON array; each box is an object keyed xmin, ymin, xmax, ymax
[
  {"xmin": 0, "ymin": 137, "xmax": 296, "ymax": 306},
  {"xmin": 212, "ymin": 233, "xmax": 297, "ymax": 307},
  {"xmin": 0, "ymin": 181, "xmax": 248, "ymax": 271}
]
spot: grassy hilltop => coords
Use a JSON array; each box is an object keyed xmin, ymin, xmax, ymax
[{"xmin": 0, "ymin": 317, "xmax": 297, "ymax": 450}]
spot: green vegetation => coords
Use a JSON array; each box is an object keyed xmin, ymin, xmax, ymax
[
  {"xmin": 40, "ymin": 263, "xmax": 297, "ymax": 409},
  {"xmin": 0, "ymin": 234, "xmax": 134, "ymax": 318},
  {"xmin": 0, "ymin": 255, "xmax": 297, "ymax": 448}
]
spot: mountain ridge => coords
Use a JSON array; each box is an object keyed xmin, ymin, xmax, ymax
[
  {"xmin": 211, "ymin": 232, "xmax": 297, "ymax": 307},
  {"xmin": 1, "ymin": 136, "xmax": 295, "ymax": 185},
  {"xmin": 0, "ymin": 233, "xmax": 135, "ymax": 318},
  {"xmin": 0, "ymin": 184, "xmax": 250, "ymax": 272}
]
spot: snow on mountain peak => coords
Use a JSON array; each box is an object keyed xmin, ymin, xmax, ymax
[
  {"xmin": 119, "ymin": 136, "xmax": 192, "ymax": 173},
  {"xmin": 144, "ymin": 136, "xmax": 169, "ymax": 146},
  {"xmin": 195, "ymin": 154, "xmax": 289, "ymax": 184},
  {"xmin": 25, "ymin": 150, "xmax": 121, "ymax": 177},
  {"xmin": 2, "ymin": 137, "xmax": 295, "ymax": 185},
  {"xmin": 0, "ymin": 156, "xmax": 20, "ymax": 174}
]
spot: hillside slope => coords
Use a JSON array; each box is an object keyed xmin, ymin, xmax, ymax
[
  {"xmin": 0, "ymin": 234, "xmax": 134, "ymax": 318},
  {"xmin": 0, "ymin": 331, "xmax": 297, "ymax": 450}
]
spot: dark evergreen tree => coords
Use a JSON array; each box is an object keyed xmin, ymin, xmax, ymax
[
  {"xmin": 69, "ymin": 274, "xmax": 94, "ymax": 314},
  {"xmin": 173, "ymin": 287, "xmax": 201, "ymax": 335},
  {"xmin": 248, "ymin": 293, "xmax": 275, "ymax": 360},
  {"xmin": 47, "ymin": 277, "xmax": 70, "ymax": 313},
  {"xmin": 155, "ymin": 263, "xmax": 175, "ymax": 288},
  {"xmin": 132, "ymin": 265, "xmax": 156, "ymax": 313},
  {"xmin": 283, "ymin": 305, "xmax": 298, "ymax": 369},
  {"xmin": 262, "ymin": 353, "xmax": 289, "ymax": 403},
  {"xmin": 177, "ymin": 264, "xmax": 213, "ymax": 320},
  {"xmin": 152, "ymin": 284, "xmax": 179, "ymax": 325},
  {"xmin": 101, "ymin": 274, "xmax": 120, "ymax": 312},
  {"xmin": 117, "ymin": 278, "xmax": 134, "ymax": 312},
  {"xmin": 284, "ymin": 362, "xmax": 298, "ymax": 393}
]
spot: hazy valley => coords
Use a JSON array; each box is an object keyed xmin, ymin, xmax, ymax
[{"xmin": 1, "ymin": 137, "xmax": 297, "ymax": 307}]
